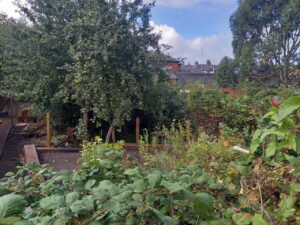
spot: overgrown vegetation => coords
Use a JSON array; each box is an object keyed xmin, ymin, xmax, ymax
[
  {"xmin": 0, "ymin": 0, "xmax": 299, "ymax": 224},
  {"xmin": 0, "ymin": 95, "xmax": 299, "ymax": 224},
  {"xmin": 186, "ymin": 87, "xmax": 294, "ymax": 137}
]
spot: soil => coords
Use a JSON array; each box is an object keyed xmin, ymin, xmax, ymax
[
  {"xmin": 38, "ymin": 151, "xmax": 81, "ymax": 171},
  {"xmin": 0, "ymin": 125, "xmax": 36, "ymax": 178},
  {"xmin": 38, "ymin": 149, "xmax": 140, "ymax": 171}
]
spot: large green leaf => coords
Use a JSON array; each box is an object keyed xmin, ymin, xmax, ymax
[
  {"xmin": 277, "ymin": 196, "xmax": 297, "ymax": 221},
  {"xmin": 102, "ymin": 199, "xmax": 121, "ymax": 213},
  {"xmin": 290, "ymin": 183, "xmax": 300, "ymax": 192},
  {"xmin": 98, "ymin": 160, "xmax": 114, "ymax": 169},
  {"xmin": 0, "ymin": 194, "xmax": 26, "ymax": 217},
  {"xmin": 124, "ymin": 167, "xmax": 142, "ymax": 178},
  {"xmin": 40, "ymin": 195, "xmax": 64, "ymax": 210},
  {"xmin": 232, "ymin": 213, "xmax": 253, "ymax": 225},
  {"xmin": 266, "ymin": 141, "xmax": 277, "ymax": 157},
  {"xmin": 151, "ymin": 208, "xmax": 178, "ymax": 225},
  {"xmin": 0, "ymin": 216, "xmax": 21, "ymax": 225},
  {"xmin": 146, "ymin": 172, "xmax": 162, "ymax": 188},
  {"xmin": 196, "ymin": 173, "xmax": 211, "ymax": 184},
  {"xmin": 161, "ymin": 181, "xmax": 184, "ymax": 193},
  {"xmin": 193, "ymin": 192, "xmax": 214, "ymax": 218},
  {"xmin": 296, "ymin": 134, "xmax": 300, "ymax": 154},
  {"xmin": 70, "ymin": 196, "xmax": 94, "ymax": 215},
  {"xmin": 252, "ymin": 214, "xmax": 268, "ymax": 225},
  {"xmin": 132, "ymin": 179, "xmax": 146, "ymax": 193},
  {"xmin": 278, "ymin": 96, "xmax": 300, "ymax": 121},
  {"xmin": 113, "ymin": 190, "xmax": 133, "ymax": 202},
  {"xmin": 65, "ymin": 192, "xmax": 80, "ymax": 207},
  {"xmin": 85, "ymin": 179, "xmax": 96, "ymax": 190}
]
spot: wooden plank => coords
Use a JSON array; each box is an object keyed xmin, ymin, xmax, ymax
[
  {"xmin": 136, "ymin": 117, "xmax": 140, "ymax": 143},
  {"xmin": 0, "ymin": 122, "xmax": 12, "ymax": 157},
  {"xmin": 46, "ymin": 112, "xmax": 51, "ymax": 147},
  {"xmin": 20, "ymin": 123, "xmax": 46, "ymax": 136},
  {"xmin": 36, "ymin": 147, "xmax": 81, "ymax": 152},
  {"xmin": 23, "ymin": 145, "xmax": 40, "ymax": 164}
]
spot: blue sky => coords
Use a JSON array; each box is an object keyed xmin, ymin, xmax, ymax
[
  {"xmin": 0, "ymin": 0, "xmax": 238, "ymax": 64},
  {"xmin": 152, "ymin": 1, "xmax": 237, "ymax": 38},
  {"xmin": 150, "ymin": 0, "xmax": 238, "ymax": 64}
]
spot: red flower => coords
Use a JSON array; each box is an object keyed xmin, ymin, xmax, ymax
[{"xmin": 271, "ymin": 98, "xmax": 280, "ymax": 108}]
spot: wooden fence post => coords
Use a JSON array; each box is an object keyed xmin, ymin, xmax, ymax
[
  {"xmin": 136, "ymin": 117, "xmax": 140, "ymax": 143},
  {"xmin": 46, "ymin": 112, "xmax": 51, "ymax": 147},
  {"xmin": 186, "ymin": 120, "xmax": 191, "ymax": 143},
  {"xmin": 10, "ymin": 98, "xmax": 14, "ymax": 126}
]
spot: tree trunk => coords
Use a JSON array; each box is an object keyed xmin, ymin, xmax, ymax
[
  {"xmin": 281, "ymin": 62, "xmax": 290, "ymax": 88},
  {"xmin": 106, "ymin": 123, "xmax": 115, "ymax": 143}
]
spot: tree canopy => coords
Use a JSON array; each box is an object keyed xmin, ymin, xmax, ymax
[
  {"xmin": 216, "ymin": 56, "xmax": 239, "ymax": 88},
  {"xmin": 0, "ymin": 0, "xmax": 185, "ymax": 141},
  {"xmin": 230, "ymin": 0, "xmax": 300, "ymax": 87}
]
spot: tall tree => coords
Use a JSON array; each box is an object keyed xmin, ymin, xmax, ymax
[
  {"xmin": 13, "ymin": 0, "xmax": 78, "ymax": 115},
  {"xmin": 0, "ymin": 13, "xmax": 31, "ymax": 99},
  {"xmin": 230, "ymin": 0, "xmax": 300, "ymax": 87},
  {"xmin": 216, "ymin": 56, "xmax": 239, "ymax": 88},
  {"xmin": 65, "ymin": 0, "xmax": 161, "ymax": 142}
]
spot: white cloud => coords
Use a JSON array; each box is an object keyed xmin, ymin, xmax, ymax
[
  {"xmin": 0, "ymin": 0, "xmax": 20, "ymax": 17},
  {"xmin": 151, "ymin": 21, "xmax": 233, "ymax": 64},
  {"xmin": 154, "ymin": 0, "xmax": 235, "ymax": 7}
]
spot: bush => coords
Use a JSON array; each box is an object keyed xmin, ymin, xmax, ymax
[
  {"xmin": 187, "ymin": 87, "xmax": 294, "ymax": 139},
  {"xmin": 139, "ymin": 123, "xmax": 239, "ymax": 171}
]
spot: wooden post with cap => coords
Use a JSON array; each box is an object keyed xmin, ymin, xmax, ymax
[
  {"xmin": 136, "ymin": 117, "xmax": 140, "ymax": 143},
  {"xmin": 46, "ymin": 112, "xmax": 51, "ymax": 147}
]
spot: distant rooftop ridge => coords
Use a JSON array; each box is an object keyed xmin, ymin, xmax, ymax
[{"xmin": 180, "ymin": 59, "xmax": 217, "ymax": 74}]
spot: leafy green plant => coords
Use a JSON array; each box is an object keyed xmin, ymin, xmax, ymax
[
  {"xmin": 80, "ymin": 138, "xmax": 124, "ymax": 166},
  {"xmin": 251, "ymin": 95, "xmax": 300, "ymax": 159},
  {"xmin": 0, "ymin": 148, "xmax": 234, "ymax": 225},
  {"xmin": 139, "ymin": 123, "xmax": 238, "ymax": 172}
]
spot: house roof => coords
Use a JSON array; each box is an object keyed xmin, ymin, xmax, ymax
[{"xmin": 176, "ymin": 72, "xmax": 217, "ymax": 87}]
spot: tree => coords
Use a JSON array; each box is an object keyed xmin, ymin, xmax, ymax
[
  {"xmin": 0, "ymin": 13, "xmax": 31, "ymax": 99},
  {"xmin": 9, "ymin": 0, "xmax": 79, "ymax": 119},
  {"xmin": 216, "ymin": 56, "xmax": 239, "ymax": 88},
  {"xmin": 64, "ymin": 0, "xmax": 163, "ymax": 142},
  {"xmin": 3, "ymin": 0, "xmax": 175, "ymax": 141},
  {"xmin": 230, "ymin": 0, "xmax": 300, "ymax": 87}
]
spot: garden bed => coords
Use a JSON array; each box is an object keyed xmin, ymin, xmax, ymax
[
  {"xmin": 38, "ymin": 151, "xmax": 80, "ymax": 171},
  {"xmin": 22, "ymin": 144, "xmax": 142, "ymax": 171}
]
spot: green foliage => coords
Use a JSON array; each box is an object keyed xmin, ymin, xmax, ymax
[
  {"xmin": 80, "ymin": 138, "xmax": 124, "ymax": 166},
  {"xmin": 1, "ymin": 126, "xmax": 300, "ymax": 224},
  {"xmin": 0, "ymin": 0, "xmax": 173, "ymax": 139},
  {"xmin": 0, "ymin": 150, "xmax": 225, "ymax": 224},
  {"xmin": 0, "ymin": 194, "xmax": 26, "ymax": 218},
  {"xmin": 139, "ymin": 123, "xmax": 238, "ymax": 171},
  {"xmin": 187, "ymin": 87, "xmax": 294, "ymax": 137},
  {"xmin": 64, "ymin": 0, "xmax": 162, "ymax": 136},
  {"xmin": 230, "ymin": 0, "xmax": 300, "ymax": 86},
  {"xmin": 216, "ymin": 56, "xmax": 239, "ymax": 88},
  {"xmin": 251, "ymin": 95, "xmax": 300, "ymax": 158},
  {"xmin": 143, "ymin": 83, "xmax": 187, "ymax": 127}
]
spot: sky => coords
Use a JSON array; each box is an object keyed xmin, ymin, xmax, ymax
[{"xmin": 0, "ymin": 0, "xmax": 238, "ymax": 64}]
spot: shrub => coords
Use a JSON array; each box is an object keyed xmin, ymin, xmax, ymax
[{"xmin": 139, "ymin": 123, "xmax": 239, "ymax": 171}]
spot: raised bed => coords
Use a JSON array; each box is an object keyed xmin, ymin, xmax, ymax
[
  {"xmin": 0, "ymin": 122, "xmax": 12, "ymax": 157},
  {"xmin": 23, "ymin": 145, "xmax": 81, "ymax": 171},
  {"xmin": 22, "ymin": 144, "xmax": 144, "ymax": 171}
]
